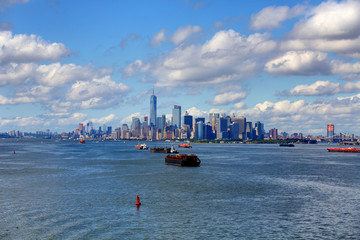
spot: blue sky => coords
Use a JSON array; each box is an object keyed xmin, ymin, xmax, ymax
[{"xmin": 1, "ymin": 0, "xmax": 360, "ymax": 136}]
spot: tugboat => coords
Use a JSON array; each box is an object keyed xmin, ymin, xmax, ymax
[
  {"xmin": 135, "ymin": 143, "xmax": 149, "ymax": 150},
  {"xmin": 165, "ymin": 154, "xmax": 201, "ymax": 167},
  {"xmin": 327, "ymin": 147, "xmax": 360, "ymax": 153}
]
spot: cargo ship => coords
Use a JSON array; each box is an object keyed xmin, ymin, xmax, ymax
[
  {"xmin": 135, "ymin": 143, "xmax": 148, "ymax": 150},
  {"xmin": 327, "ymin": 147, "xmax": 360, "ymax": 153},
  {"xmin": 165, "ymin": 154, "xmax": 201, "ymax": 167}
]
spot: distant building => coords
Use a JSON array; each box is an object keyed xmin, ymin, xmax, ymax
[
  {"xmin": 150, "ymin": 91, "xmax": 157, "ymax": 127},
  {"xmin": 183, "ymin": 111, "xmax": 193, "ymax": 131},
  {"xmin": 327, "ymin": 123, "xmax": 334, "ymax": 139},
  {"xmin": 270, "ymin": 128, "xmax": 278, "ymax": 140},
  {"xmin": 172, "ymin": 105, "xmax": 181, "ymax": 129}
]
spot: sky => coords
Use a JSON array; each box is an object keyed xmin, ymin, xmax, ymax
[{"xmin": 1, "ymin": 0, "xmax": 360, "ymax": 136}]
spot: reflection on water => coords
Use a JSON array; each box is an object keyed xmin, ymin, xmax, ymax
[{"xmin": 1, "ymin": 139, "xmax": 360, "ymax": 239}]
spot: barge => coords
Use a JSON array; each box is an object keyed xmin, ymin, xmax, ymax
[{"xmin": 165, "ymin": 154, "xmax": 201, "ymax": 167}]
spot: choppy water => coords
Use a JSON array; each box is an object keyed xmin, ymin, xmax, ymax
[{"xmin": 0, "ymin": 139, "xmax": 359, "ymax": 239}]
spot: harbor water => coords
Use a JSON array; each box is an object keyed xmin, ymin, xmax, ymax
[{"xmin": 0, "ymin": 139, "xmax": 359, "ymax": 239}]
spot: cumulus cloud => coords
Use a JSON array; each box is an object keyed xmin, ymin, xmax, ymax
[
  {"xmin": 280, "ymin": 80, "xmax": 341, "ymax": 96},
  {"xmin": 278, "ymin": 0, "xmax": 360, "ymax": 58},
  {"xmin": 282, "ymin": 80, "xmax": 360, "ymax": 96},
  {"xmin": 186, "ymin": 107, "xmax": 208, "ymax": 119},
  {"xmin": 120, "ymin": 112, "xmax": 141, "ymax": 124},
  {"xmin": 265, "ymin": 51, "xmax": 332, "ymax": 75},
  {"xmin": 234, "ymin": 102, "xmax": 246, "ymax": 109},
  {"xmin": 67, "ymin": 76, "xmax": 129, "ymax": 101},
  {"xmin": 250, "ymin": 5, "xmax": 306, "ymax": 30},
  {"xmin": 290, "ymin": 0, "xmax": 360, "ymax": 40},
  {"xmin": 235, "ymin": 95, "xmax": 360, "ymax": 134},
  {"xmin": 35, "ymin": 63, "xmax": 113, "ymax": 86},
  {"xmin": 212, "ymin": 91, "xmax": 247, "ymax": 105},
  {"xmin": 150, "ymin": 29, "xmax": 167, "ymax": 46},
  {"xmin": 88, "ymin": 114, "xmax": 117, "ymax": 125},
  {"xmin": 170, "ymin": 25, "xmax": 202, "ymax": 45},
  {"xmin": 125, "ymin": 29, "xmax": 276, "ymax": 88},
  {"xmin": 0, "ymin": 63, "xmax": 35, "ymax": 86},
  {"xmin": 0, "ymin": 31, "xmax": 71, "ymax": 64},
  {"xmin": 150, "ymin": 25, "xmax": 202, "ymax": 46}
]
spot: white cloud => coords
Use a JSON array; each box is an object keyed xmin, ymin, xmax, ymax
[
  {"xmin": 122, "ymin": 59, "xmax": 149, "ymax": 78},
  {"xmin": 0, "ymin": 63, "xmax": 35, "ymax": 86},
  {"xmin": 35, "ymin": 63, "xmax": 113, "ymax": 86},
  {"xmin": 283, "ymin": 80, "xmax": 341, "ymax": 96},
  {"xmin": 234, "ymin": 102, "xmax": 245, "ymax": 109},
  {"xmin": 291, "ymin": 0, "xmax": 360, "ymax": 40},
  {"xmin": 88, "ymin": 114, "xmax": 117, "ymax": 125},
  {"xmin": 186, "ymin": 107, "xmax": 208, "ymax": 119},
  {"xmin": 265, "ymin": 51, "xmax": 332, "ymax": 75},
  {"xmin": 170, "ymin": 25, "xmax": 202, "ymax": 45},
  {"xmin": 237, "ymin": 95, "xmax": 360, "ymax": 134},
  {"xmin": 0, "ymin": 31, "xmax": 71, "ymax": 64},
  {"xmin": 66, "ymin": 76, "xmax": 130, "ymax": 101},
  {"xmin": 138, "ymin": 30, "xmax": 275, "ymax": 87},
  {"xmin": 0, "ymin": 116, "xmax": 44, "ymax": 128},
  {"xmin": 57, "ymin": 113, "xmax": 87, "ymax": 126},
  {"xmin": 250, "ymin": 5, "xmax": 306, "ymax": 30},
  {"xmin": 150, "ymin": 25, "xmax": 202, "ymax": 47},
  {"xmin": 212, "ymin": 91, "xmax": 247, "ymax": 105},
  {"xmin": 121, "ymin": 112, "xmax": 141, "ymax": 124},
  {"xmin": 150, "ymin": 29, "xmax": 167, "ymax": 46}
]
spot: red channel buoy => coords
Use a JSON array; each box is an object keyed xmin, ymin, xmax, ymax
[{"xmin": 136, "ymin": 195, "xmax": 141, "ymax": 206}]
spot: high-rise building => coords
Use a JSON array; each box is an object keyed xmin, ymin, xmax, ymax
[
  {"xmin": 246, "ymin": 122, "xmax": 253, "ymax": 139},
  {"xmin": 172, "ymin": 105, "xmax": 181, "ymax": 129},
  {"xmin": 183, "ymin": 111, "xmax": 193, "ymax": 130},
  {"xmin": 255, "ymin": 121, "xmax": 264, "ymax": 140},
  {"xmin": 150, "ymin": 90, "xmax": 157, "ymax": 127},
  {"xmin": 216, "ymin": 117, "xmax": 228, "ymax": 139},
  {"xmin": 209, "ymin": 113, "xmax": 219, "ymax": 132},
  {"xmin": 270, "ymin": 128, "xmax": 278, "ymax": 139},
  {"xmin": 327, "ymin": 123, "xmax": 334, "ymax": 139},
  {"xmin": 231, "ymin": 115, "xmax": 246, "ymax": 139}
]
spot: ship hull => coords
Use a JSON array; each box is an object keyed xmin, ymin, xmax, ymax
[
  {"xmin": 327, "ymin": 148, "xmax": 360, "ymax": 153},
  {"xmin": 165, "ymin": 154, "xmax": 201, "ymax": 167}
]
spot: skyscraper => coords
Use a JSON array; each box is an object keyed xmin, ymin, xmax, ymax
[
  {"xmin": 183, "ymin": 111, "xmax": 193, "ymax": 130},
  {"xmin": 327, "ymin": 123, "xmax": 334, "ymax": 139},
  {"xmin": 150, "ymin": 90, "xmax": 157, "ymax": 127},
  {"xmin": 172, "ymin": 105, "xmax": 181, "ymax": 129}
]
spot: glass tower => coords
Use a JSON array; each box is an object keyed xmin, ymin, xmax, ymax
[
  {"xmin": 172, "ymin": 105, "xmax": 181, "ymax": 129},
  {"xmin": 150, "ymin": 91, "xmax": 157, "ymax": 127}
]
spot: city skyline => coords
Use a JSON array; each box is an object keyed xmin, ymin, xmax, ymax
[{"xmin": 1, "ymin": 0, "xmax": 360, "ymax": 135}]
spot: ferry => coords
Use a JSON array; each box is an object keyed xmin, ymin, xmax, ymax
[
  {"xmin": 327, "ymin": 147, "xmax": 360, "ymax": 153},
  {"xmin": 178, "ymin": 142, "xmax": 192, "ymax": 148},
  {"xmin": 135, "ymin": 143, "xmax": 149, "ymax": 150},
  {"xmin": 165, "ymin": 154, "xmax": 201, "ymax": 167}
]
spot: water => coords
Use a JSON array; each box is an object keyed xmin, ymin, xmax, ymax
[{"xmin": 1, "ymin": 139, "xmax": 359, "ymax": 239}]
